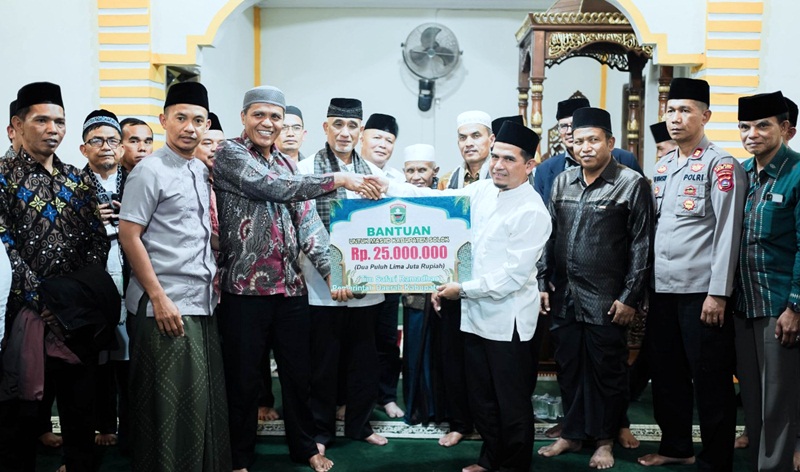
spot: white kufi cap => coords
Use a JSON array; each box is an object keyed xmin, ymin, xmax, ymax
[
  {"xmin": 456, "ymin": 110, "xmax": 492, "ymax": 129},
  {"xmin": 403, "ymin": 144, "xmax": 436, "ymax": 164}
]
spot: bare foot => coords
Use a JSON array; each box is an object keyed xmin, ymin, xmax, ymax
[
  {"xmin": 461, "ymin": 465, "xmax": 488, "ymax": 472},
  {"xmin": 382, "ymin": 401, "xmax": 405, "ymax": 418},
  {"xmin": 335, "ymin": 405, "xmax": 346, "ymax": 421},
  {"xmin": 734, "ymin": 431, "xmax": 749, "ymax": 449},
  {"xmin": 589, "ymin": 440, "xmax": 614, "ymax": 469},
  {"xmin": 439, "ymin": 431, "xmax": 464, "ymax": 447},
  {"xmin": 793, "ymin": 449, "xmax": 800, "ymax": 471},
  {"xmin": 95, "ymin": 433, "xmax": 117, "ymax": 446},
  {"xmin": 365, "ymin": 433, "xmax": 388, "ymax": 446},
  {"xmin": 545, "ymin": 422, "xmax": 563, "ymax": 438},
  {"xmin": 617, "ymin": 427, "xmax": 639, "ymax": 449},
  {"xmin": 258, "ymin": 406, "xmax": 280, "ymax": 422},
  {"xmin": 39, "ymin": 432, "xmax": 63, "ymax": 448},
  {"xmin": 637, "ymin": 453, "xmax": 695, "ymax": 466},
  {"xmin": 309, "ymin": 453, "xmax": 333, "ymax": 472},
  {"xmin": 538, "ymin": 438, "xmax": 581, "ymax": 457},
  {"xmin": 316, "ymin": 443, "xmax": 326, "ymax": 456}
]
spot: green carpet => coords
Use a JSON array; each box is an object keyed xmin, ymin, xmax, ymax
[{"xmin": 38, "ymin": 379, "xmax": 753, "ymax": 471}]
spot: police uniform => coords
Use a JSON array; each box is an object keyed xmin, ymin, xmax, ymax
[{"xmin": 648, "ymin": 135, "xmax": 746, "ymax": 470}]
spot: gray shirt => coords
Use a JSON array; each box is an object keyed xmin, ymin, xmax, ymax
[
  {"xmin": 119, "ymin": 145, "xmax": 217, "ymax": 316},
  {"xmin": 651, "ymin": 136, "xmax": 746, "ymax": 296}
]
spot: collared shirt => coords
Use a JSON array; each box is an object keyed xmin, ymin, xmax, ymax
[
  {"xmin": 383, "ymin": 166, "xmax": 405, "ymax": 182},
  {"xmin": 538, "ymin": 161, "xmax": 653, "ymax": 325},
  {"xmin": 120, "ymin": 145, "xmax": 216, "ymax": 317},
  {"xmin": 386, "ymin": 178, "xmax": 551, "ymax": 342},
  {"xmin": 213, "ymin": 134, "xmax": 333, "ymax": 297},
  {"xmin": 297, "ymin": 149, "xmax": 385, "ymax": 308},
  {"xmin": 652, "ymin": 136, "xmax": 746, "ymax": 296},
  {"xmin": 0, "ymin": 150, "xmax": 108, "ymax": 318},
  {"xmin": 3, "ymin": 146, "xmax": 16, "ymax": 160},
  {"xmin": 736, "ymin": 145, "xmax": 800, "ymax": 318},
  {"xmin": 437, "ymin": 159, "xmax": 491, "ymax": 190}
]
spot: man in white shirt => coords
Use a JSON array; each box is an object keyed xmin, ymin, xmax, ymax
[
  {"xmin": 372, "ymin": 121, "xmax": 551, "ymax": 472},
  {"xmin": 297, "ymin": 98, "xmax": 388, "ymax": 451},
  {"xmin": 438, "ymin": 110, "xmax": 494, "ymax": 190},
  {"xmin": 359, "ymin": 112, "xmax": 405, "ymax": 417}
]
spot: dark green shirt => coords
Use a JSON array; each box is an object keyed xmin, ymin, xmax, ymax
[{"xmin": 736, "ymin": 144, "xmax": 800, "ymax": 318}]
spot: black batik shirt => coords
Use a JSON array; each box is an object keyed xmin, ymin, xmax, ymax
[
  {"xmin": 0, "ymin": 150, "xmax": 109, "ymax": 319},
  {"xmin": 538, "ymin": 160, "xmax": 654, "ymax": 325}
]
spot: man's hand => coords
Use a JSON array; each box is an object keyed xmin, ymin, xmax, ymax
[
  {"xmin": 700, "ymin": 295, "xmax": 727, "ymax": 327},
  {"xmin": 151, "ymin": 293, "xmax": 184, "ymax": 337},
  {"xmin": 539, "ymin": 292, "xmax": 550, "ymax": 316},
  {"xmin": 608, "ymin": 300, "xmax": 636, "ymax": 326},
  {"xmin": 362, "ymin": 175, "xmax": 389, "ymax": 196},
  {"xmin": 98, "ymin": 202, "xmax": 120, "ymax": 225},
  {"xmin": 327, "ymin": 276, "xmax": 355, "ymax": 302},
  {"xmin": 334, "ymin": 173, "xmax": 384, "ymax": 200},
  {"xmin": 775, "ymin": 308, "xmax": 800, "ymax": 346},
  {"xmin": 431, "ymin": 290, "xmax": 442, "ymax": 314},
  {"xmin": 436, "ymin": 282, "xmax": 461, "ymax": 301}
]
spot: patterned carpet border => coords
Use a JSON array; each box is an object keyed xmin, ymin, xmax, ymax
[{"xmin": 255, "ymin": 420, "xmax": 745, "ymax": 443}]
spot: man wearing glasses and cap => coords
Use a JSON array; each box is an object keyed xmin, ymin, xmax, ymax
[{"xmin": 276, "ymin": 105, "xmax": 307, "ymax": 162}]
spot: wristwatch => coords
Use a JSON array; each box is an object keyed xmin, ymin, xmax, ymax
[
  {"xmin": 458, "ymin": 284, "xmax": 467, "ymax": 299},
  {"xmin": 789, "ymin": 302, "xmax": 800, "ymax": 314}
]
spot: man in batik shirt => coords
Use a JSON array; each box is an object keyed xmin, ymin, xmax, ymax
[
  {"xmin": 0, "ymin": 81, "xmax": 109, "ymax": 472},
  {"xmin": 213, "ymin": 86, "xmax": 376, "ymax": 472}
]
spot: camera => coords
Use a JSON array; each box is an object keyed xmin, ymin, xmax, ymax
[{"xmin": 96, "ymin": 191, "xmax": 120, "ymax": 226}]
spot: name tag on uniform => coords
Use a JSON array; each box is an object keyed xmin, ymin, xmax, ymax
[{"xmin": 766, "ymin": 193, "xmax": 784, "ymax": 203}]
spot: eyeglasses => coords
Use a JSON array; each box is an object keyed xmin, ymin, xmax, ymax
[
  {"xmin": 281, "ymin": 125, "xmax": 304, "ymax": 135},
  {"xmin": 85, "ymin": 137, "xmax": 121, "ymax": 149},
  {"xmin": 558, "ymin": 123, "xmax": 573, "ymax": 131}
]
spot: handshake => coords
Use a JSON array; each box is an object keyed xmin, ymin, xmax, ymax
[{"xmin": 334, "ymin": 174, "xmax": 389, "ymax": 200}]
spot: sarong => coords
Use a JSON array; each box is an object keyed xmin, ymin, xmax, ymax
[{"xmin": 128, "ymin": 295, "xmax": 231, "ymax": 472}]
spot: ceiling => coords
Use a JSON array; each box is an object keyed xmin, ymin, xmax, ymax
[{"xmin": 257, "ymin": 0, "xmax": 552, "ymax": 10}]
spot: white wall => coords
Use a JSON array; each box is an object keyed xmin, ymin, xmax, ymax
[
  {"xmin": 0, "ymin": 0, "xmax": 100, "ymax": 167},
  {"xmin": 757, "ymin": 0, "xmax": 800, "ymax": 99},
  {"xmin": 607, "ymin": 0, "xmax": 706, "ymax": 64},
  {"xmin": 201, "ymin": 7, "xmax": 255, "ymax": 135},
  {"xmin": 257, "ymin": 7, "xmax": 630, "ymax": 173}
]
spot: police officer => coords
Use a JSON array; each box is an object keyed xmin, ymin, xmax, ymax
[{"xmin": 638, "ymin": 78, "xmax": 746, "ymax": 471}]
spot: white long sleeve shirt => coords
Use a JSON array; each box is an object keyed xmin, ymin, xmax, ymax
[{"xmin": 386, "ymin": 178, "xmax": 551, "ymax": 341}]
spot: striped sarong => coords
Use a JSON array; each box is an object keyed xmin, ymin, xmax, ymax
[{"xmin": 128, "ymin": 295, "xmax": 231, "ymax": 472}]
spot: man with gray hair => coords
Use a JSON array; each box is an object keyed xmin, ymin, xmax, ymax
[
  {"xmin": 297, "ymin": 98, "xmax": 389, "ymax": 450},
  {"xmin": 213, "ymin": 86, "xmax": 376, "ymax": 472}
]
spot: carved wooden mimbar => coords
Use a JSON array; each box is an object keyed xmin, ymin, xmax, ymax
[{"xmin": 516, "ymin": 0, "xmax": 662, "ymax": 166}]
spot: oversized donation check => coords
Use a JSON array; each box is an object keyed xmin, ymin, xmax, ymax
[{"xmin": 328, "ymin": 196, "xmax": 472, "ymax": 293}]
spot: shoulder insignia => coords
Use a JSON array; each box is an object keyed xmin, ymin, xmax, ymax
[
  {"xmin": 713, "ymin": 163, "xmax": 734, "ymax": 192},
  {"xmin": 693, "ymin": 148, "xmax": 703, "ymax": 157}
]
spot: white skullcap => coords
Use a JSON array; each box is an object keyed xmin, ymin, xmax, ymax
[
  {"xmin": 403, "ymin": 144, "xmax": 436, "ymax": 164},
  {"xmin": 456, "ymin": 110, "xmax": 492, "ymax": 129}
]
